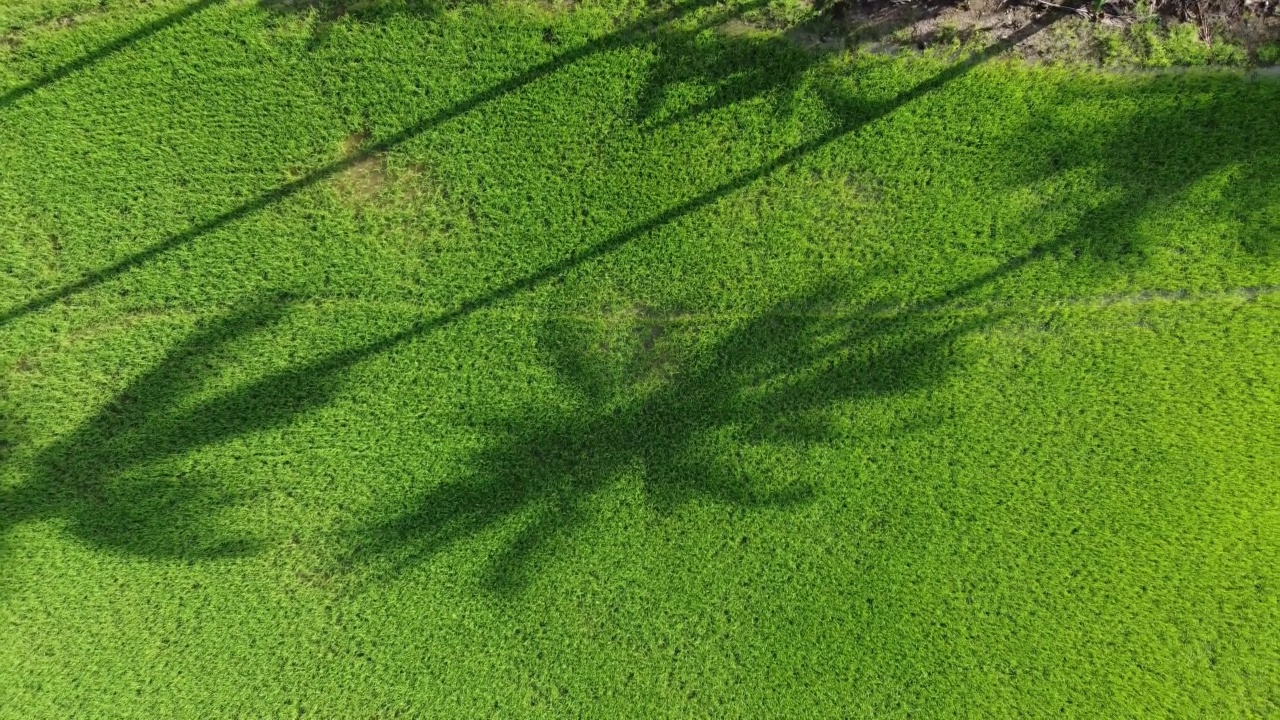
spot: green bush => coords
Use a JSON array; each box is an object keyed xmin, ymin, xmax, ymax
[
  {"xmin": 1255, "ymin": 41, "xmax": 1280, "ymax": 65},
  {"xmin": 1164, "ymin": 22, "xmax": 1209, "ymax": 65},
  {"xmin": 1206, "ymin": 39, "xmax": 1247, "ymax": 66},
  {"xmin": 1096, "ymin": 25, "xmax": 1137, "ymax": 66}
]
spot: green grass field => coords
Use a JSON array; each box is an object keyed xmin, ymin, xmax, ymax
[{"xmin": 1, "ymin": 0, "xmax": 1278, "ymax": 715}]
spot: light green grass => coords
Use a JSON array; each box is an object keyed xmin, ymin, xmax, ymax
[{"xmin": 1, "ymin": 0, "xmax": 1278, "ymax": 716}]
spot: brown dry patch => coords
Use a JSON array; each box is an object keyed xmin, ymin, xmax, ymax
[
  {"xmin": 720, "ymin": 15, "xmax": 848, "ymax": 52},
  {"xmin": 332, "ymin": 152, "xmax": 439, "ymax": 209},
  {"xmin": 332, "ymin": 132, "xmax": 391, "ymax": 205},
  {"xmin": 260, "ymin": 0, "xmax": 350, "ymax": 21},
  {"xmin": 340, "ymin": 131, "xmax": 368, "ymax": 156},
  {"xmin": 295, "ymin": 566, "xmax": 337, "ymax": 591},
  {"xmin": 839, "ymin": 0, "xmax": 1055, "ymax": 52},
  {"xmin": 786, "ymin": 26, "xmax": 848, "ymax": 52},
  {"xmin": 1, "ymin": 6, "xmax": 104, "ymax": 45},
  {"xmin": 59, "ymin": 309, "xmax": 185, "ymax": 346},
  {"xmin": 719, "ymin": 18, "xmax": 763, "ymax": 37},
  {"xmin": 335, "ymin": 155, "xmax": 391, "ymax": 203},
  {"xmin": 42, "ymin": 7, "xmax": 108, "ymax": 34},
  {"xmin": 534, "ymin": 0, "xmax": 580, "ymax": 21},
  {"xmin": 844, "ymin": 171, "xmax": 886, "ymax": 204},
  {"xmin": 834, "ymin": 0, "xmax": 950, "ymax": 45},
  {"xmin": 396, "ymin": 163, "xmax": 432, "ymax": 203}
]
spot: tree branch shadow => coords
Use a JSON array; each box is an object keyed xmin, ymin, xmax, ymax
[
  {"xmin": 1027, "ymin": 76, "xmax": 1280, "ymax": 264},
  {"xmin": 2, "ymin": 11, "xmax": 1065, "ymax": 569},
  {"xmin": 632, "ymin": 4, "xmax": 825, "ymax": 127},
  {"xmin": 345, "ymin": 276, "xmax": 999, "ymax": 594},
  {"xmin": 0, "ymin": 0, "xmax": 228, "ymax": 111},
  {"xmin": 1, "ymin": 296, "xmax": 304, "ymax": 559},
  {"xmin": 0, "ymin": 0, "xmax": 1057, "ymax": 329}
]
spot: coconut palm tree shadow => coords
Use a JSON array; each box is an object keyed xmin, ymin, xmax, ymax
[
  {"xmin": 629, "ymin": 0, "xmax": 1032, "ymax": 130},
  {"xmin": 0, "ymin": 294, "xmax": 349, "ymax": 561},
  {"xmin": 632, "ymin": 9, "xmax": 825, "ymax": 128},
  {"xmin": 345, "ymin": 279, "xmax": 994, "ymax": 594},
  {"xmin": 990, "ymin": 73, "xmax": 1280, "ymax": 270},
  {"xmin": 0, "ymin": 8, "xmax": 1075, "ymax": 573}
]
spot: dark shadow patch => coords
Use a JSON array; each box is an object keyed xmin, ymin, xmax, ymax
[
  {"xmin": 0, "ymin": 0, "xmax": 228, "ymax": 111},
  {"xmin": 634, "ymin": 6, "xmax": 825, "ymax": 127},
  {"xmin": 983, "ymin": 70, "xmax": 1280, "ymax": 269},
  {"xmin": 340, "ymin": 273, "xmax": 1000, "ymax": 595},
  {"xmin": 0, "ymin": 295, "xmax": 336, "ymax": 561},
  {"xmin": 0, "ymin": 9, "xmax": 1064, "ymax": 571}
]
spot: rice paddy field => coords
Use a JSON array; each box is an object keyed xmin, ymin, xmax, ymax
[{"xmin": 1, "ymin": 0, "xmax": 1278, "ymax": 716}]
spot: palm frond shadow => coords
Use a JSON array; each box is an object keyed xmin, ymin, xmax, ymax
[
  {"xmin": 1037, "ymin": 80, "xmax": 1280, "ymax": 263},
  {"xmin": 628, "ymin": 0, "xmax": 1013, "ymax": 129},
  {"xmin": 337, "ymin": 77, "xmax": 1280, "ymax": 588},
  {"xmin": 632, "ymin": 10, "xmax": 824, "ymax": 128},
  {"xmin": 0, "ymin": 10, "xmax": 1064, "ymax": 568},
  {"xmin": 1, "ymin": 296, "xmax": 318, "ymax": 560},
  {"xmin": 343, "ymin": 278, "xmax": 996, "ymax": 594}
]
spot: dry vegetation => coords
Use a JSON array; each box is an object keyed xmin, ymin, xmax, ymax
[{"xmin": 762, "ymin": 0, "xmax": 1280, "ymax": 64}]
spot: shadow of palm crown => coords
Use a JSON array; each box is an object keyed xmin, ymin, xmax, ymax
[
  {"xmin": 0, "ymin": 0, "xmax": 1275, "ymax": 590},
  {"xmin": 351, "ymin": 279, "xmax": 980, "ymax": 591}
]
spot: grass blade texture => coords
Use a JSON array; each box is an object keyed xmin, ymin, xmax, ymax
[{"xmin": 0, "ymin": 0, "xmax": 1277, "ymax": 716}]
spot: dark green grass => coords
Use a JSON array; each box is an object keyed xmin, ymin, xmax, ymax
[{"xmin": 1, "ymin": 0, "xmax": 1278, "ymax": 715}]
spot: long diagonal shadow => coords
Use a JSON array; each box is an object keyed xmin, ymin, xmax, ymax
[
  {"xmin": 4, "ymin": 15, "xmax": 1056, "ymax": 563},
  {"xmin": 0, "ymin": 3, "xmax": 1054, "ymax": 329},
  {"xmin": 212, "ymin": 11, "xmax": 1056, "ymax": 386},
  {"xmin": 0, "ymin": 0, "xmax": 227, "ymax": 111},
  {"xmin": 0, "ymin": 0, "xmax": 734, "ymax": 328},
  {"xmin": 349, "ymin": 280, "xmax": 999, "ymax": 593}
]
